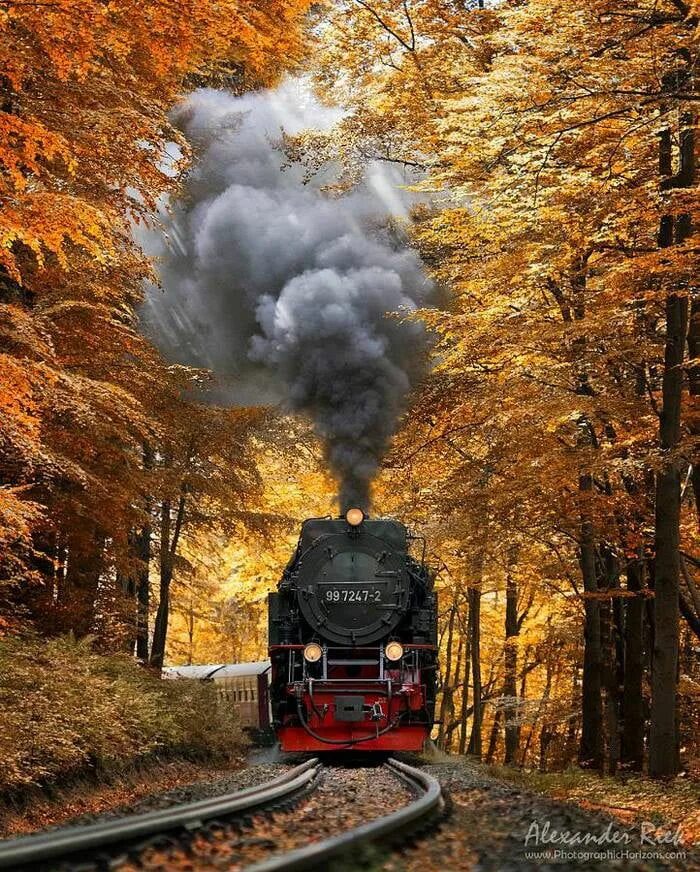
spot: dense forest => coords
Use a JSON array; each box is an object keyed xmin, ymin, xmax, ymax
[{"xmin": 0, "ymin": 0, "xmax": 698, "ymax": 795}]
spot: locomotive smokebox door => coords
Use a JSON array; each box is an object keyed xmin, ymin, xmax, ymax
[{"xmin": 335, "ymin": 695, "xmax": 364, "ymax": 722}]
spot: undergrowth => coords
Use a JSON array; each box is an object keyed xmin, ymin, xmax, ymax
[{"xmin": 0, "ymin": 634, "xmax": 245, "ymax": 794}]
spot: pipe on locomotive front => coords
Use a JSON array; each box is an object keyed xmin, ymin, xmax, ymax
[{"xmin": 295, "ymin": 697, "xmax": 402, "ymax": 746}]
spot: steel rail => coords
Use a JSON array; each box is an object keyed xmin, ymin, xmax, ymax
[
  {"xmin": 245, "ymin": 757, "xmax": 444, "ymax": 872},
  {"xmin": 0, "ymin": 757, "xmax": 321, "ymax": 870}
]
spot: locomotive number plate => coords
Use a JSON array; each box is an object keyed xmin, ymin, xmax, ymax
[{"xmin": 324, "ymin": 587, "xmax": 382, "ymax": 603}]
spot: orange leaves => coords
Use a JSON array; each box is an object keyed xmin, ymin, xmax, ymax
[
  {"xmin": 0, "ymin": 195, "xmax": 109, "ymax": 282},
  {"xmin": 0, "ymin": 355, "xmax": 41, "ymax": 444},
  {"xmin": 0, "ymin": 115, "xmax": 73, "ymax": 191},
  {"xmin": 0, "ymin": 0, "xmax": 313, "ymax": 288},
  {"xmin": 0, "ymin": 0, "xmax": 315, "ymax": 603}
]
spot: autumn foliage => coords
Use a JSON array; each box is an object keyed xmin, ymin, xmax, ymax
[
  {"xmin": 309, "ymin": 0, "xmax": 700, "ymax": 779},
  {"xmin": 0, "ymin": 0, "xmax": 309, "ymax": 592},
  {"xmin": 0, "ymin": 0, "xmax": 310, "ymax": 778},
  {"xmin": 0, "ymin": 0, "xmax": 698, "ymax": 796},
  {"xmin": 0, "ymin": 635, "xmax": 243, "ymax": 792}
]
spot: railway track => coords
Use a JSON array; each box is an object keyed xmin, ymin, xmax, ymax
[
  {"xmin": 0, "ymin": 758, "xmax": 444, "ymax": 871},
  {"xmin": 0, "ymin": 759, "xmax": 320, "ymax": 871},
  {"xmin": 245, "ymin": 758, "xmax": 445, "ymax": 872}
]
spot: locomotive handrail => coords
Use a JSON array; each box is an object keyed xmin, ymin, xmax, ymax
[
  {"xmin": 269, "ymin": 642, "xmax": 437, "ymax": 649},
  {"xmin": 245, "ymin": 758, "xmax": 444, "ymax": 872},
  {"xmin": 0, "ymin": 759, "xmax": 321, "ymax": 870}
]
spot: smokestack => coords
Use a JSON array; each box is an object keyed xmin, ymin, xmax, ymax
[{"xmin": 141, "ymin": 80, "xmax": 433, "ymax": 511}]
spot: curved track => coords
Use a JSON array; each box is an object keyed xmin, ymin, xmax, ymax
[
  {"xmin": 246, "ymin": 758, "xmax": 445, "ymax": 872},
  {"xmin": 0, "ymin": 757, "xmax": 444, "ymax": 871},
  {"xmin": 0, "ymin": 758, "xmax": 320, "ymax": 871}
]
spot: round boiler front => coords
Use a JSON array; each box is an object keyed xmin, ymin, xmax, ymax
[{"xmin": 295, "ymin": 531, "xmax": 409, "ymax": 644}]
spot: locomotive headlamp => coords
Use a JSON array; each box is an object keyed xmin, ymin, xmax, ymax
[
  {"xmin": 385, "ymin": 641, "xmax": 404, "ymax": 662},
  {"xmin": 345, "ymin": 507, "xmax": 364, "ymax": 526},
  {"xmin": 303, "ymin": 642, "xmax": 323, "ymax": 663}
]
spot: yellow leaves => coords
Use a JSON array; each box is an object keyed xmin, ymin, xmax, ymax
[{"xmin": 309, "ymin": 0, "xmax": 700, "ymax": 579}]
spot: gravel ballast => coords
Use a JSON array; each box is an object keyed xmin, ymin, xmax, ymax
[
  {"xmin": 116, "ymin": 763, "xmax": 412, "ymax": 871},
  {"xmin": 383, "ymin": 757, "xmax": 699, "ymax": 872}
]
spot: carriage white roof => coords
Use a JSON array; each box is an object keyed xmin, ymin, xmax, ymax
[{"xmin": 162, "ymin": 661, "xmax": 271, "ymax": 680}]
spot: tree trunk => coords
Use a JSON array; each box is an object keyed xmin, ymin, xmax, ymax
[
  {"xmin": 504, "ymin": 562, "xmax": 520, "ymax": 765},
  {"xmin": 649, "ymin": 73, "xmax": 694, "ymax": 778},
  {"xmin": 649, "ymin": 288, "xmax": 686, "ymax": 776},
  {"xmin": 457, "ymin": 612, "xmax": 471, "ymax": 755},
  {"xmin": 445, "ymin": 635, "xmax": 464, "ymax": 753},
  {"xmin": 486, "ymin": 709, "xmax": 502, "ymax": 763},
  {"xmin": 563, "ymin": 667, "xmax": 580, "ymax": 763},
  {"xmin": 186, "ymin": 594, "xmax": 195, "ymax": 665},
  {"xmin": 539, "ymin": 723, "xmax": 554, "ymax": 773},
  {"xmin": 135, "ymin": 517, "xmax": 152, "ymax": 662},
  {"xmin": 149, "ymin": 499, "xmax": 172, "ymax": 671},
  {"xmin": 621, "ymin": 559, "xmax": 645, "ymax": 770},
  {"xmin": 136, "ymin": 443, "xmax": 153, "ymax": 662},
  {"xmin": 116, "ymin": 549, "xmax": 137, "ymax": 654},
  {"xmin": 467, "ymin": 584, "xmax": 482, "ymax": 758},
  {"xmin": 578, "ymin": 474, "xmax": 604, "ymax": 770},
  {"xmin": 62, "ymin": 527, "xmax": 105, "ymax": 638},
  {"xmin": 150, "ymin": 492, "xmax": 186, "ymax": 671},
  {"xmin": 437, "ymin": 591, "xmax": 457, "ymax": 749},
  {"xmin": 601, "ymin": 551, "xmax": 621, "ymax": 774},
  {"xmin": 523, "ymin": 652, "xmax": 553, "ymax": 770},
  {"xmin": 516, "ymin": 653, "xmax": 531, "ymax": 767}
]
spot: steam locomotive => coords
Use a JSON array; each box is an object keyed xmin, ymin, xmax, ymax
[{"xmin": 268, "ymin": 509, "xmax": 437, "ymax": 751}]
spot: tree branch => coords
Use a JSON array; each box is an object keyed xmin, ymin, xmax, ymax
[{"xmin": 354, "ymin": 0, "xmax": 415, "ymax": 53}]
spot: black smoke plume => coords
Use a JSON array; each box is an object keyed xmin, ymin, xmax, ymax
[{"xmin": 142, "ymin": 81, "xmax": 433, "ymax": 511}]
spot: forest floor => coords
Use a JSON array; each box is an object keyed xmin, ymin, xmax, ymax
[
  {"xmin": 0, "ymin": 753, "xmax": 252, "ymax": 837},
  {"xmin": 386, "ymin": 756, "xmax": 700, "ymax": 872},
  {"xmin": 487, "ymin": 762, "xmax": 700, "ymax": 844},
  {"xmin": 2, "ymin": 751, "xmax": 698, "ymax": 870}
]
